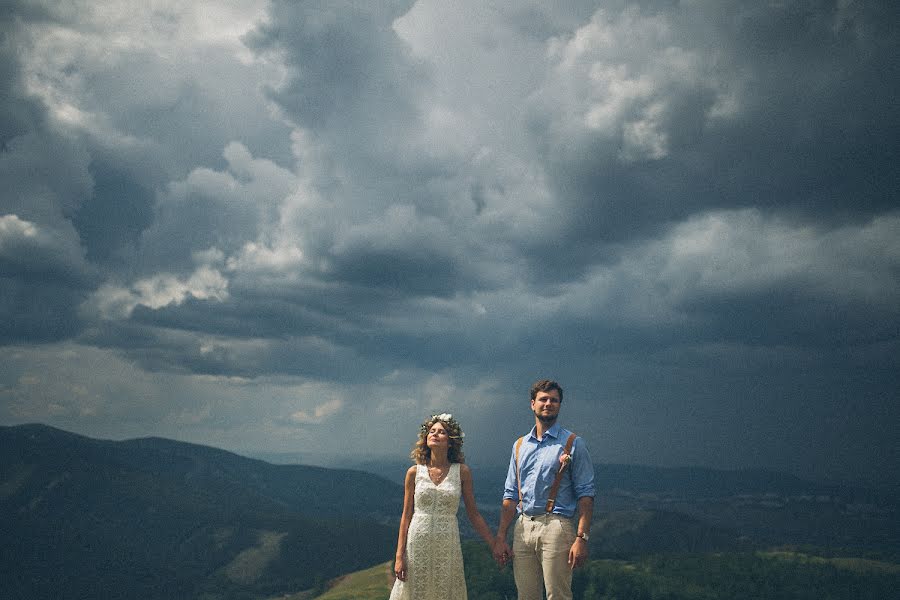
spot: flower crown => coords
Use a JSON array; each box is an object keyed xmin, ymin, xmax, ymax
[{"xmin": 421, "ymin": 413, "xmax": 465, "ymax": 440}]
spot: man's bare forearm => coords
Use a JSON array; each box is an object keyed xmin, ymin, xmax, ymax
[
  {"xmin": 496, "ymin": 498, "xmax": 517, "ymax": 540},
  {"xmin": 575, "ymin": 496, "xmax": 593, "ymax": 535}
]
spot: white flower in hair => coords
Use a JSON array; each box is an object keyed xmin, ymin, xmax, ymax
[{"xmin": 436, "ymin": 413, "xmax": 452, "ymax": 421}]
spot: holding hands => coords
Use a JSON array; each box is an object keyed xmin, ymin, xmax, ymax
[{"xmin": 492, "ymin": 536, "xmax": 513, "ymax": 567}]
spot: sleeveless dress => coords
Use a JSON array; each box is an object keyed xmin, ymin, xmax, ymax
[{"xmin": 389, "ymin": 463, "xmax": 466, "ymax": 600}]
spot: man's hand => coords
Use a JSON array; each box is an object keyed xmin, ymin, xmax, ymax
[{"xmin": 568, "ymin": 537, "xmax": 588, "ymax": 569}]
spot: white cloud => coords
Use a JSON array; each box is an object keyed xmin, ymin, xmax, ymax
[
  {"xmin": 132, "ymin": 267, "xmax": 229, "ymax": 307},
  {"xmin": 538, "ymin": 6, "xmax": 733, "ymax": 161},
  {"xmin": 89, "ymin": 266, "xmax": 229, "ymax": 319},
  {"xmin": 226, "ymin": 242, "xmax": 305, "ymax": 275},
  {"xmin": 290, "ymin": 397, "xmax": 344, "ymax": 424},
  {"xmin": 0, "ymin": 214, "xmax": 39, "ymax": 241}
]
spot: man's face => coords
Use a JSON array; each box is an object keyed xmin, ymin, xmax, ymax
[{"xmin": 531, "ymin": 389, "xmax": 561, "ymax": 424}]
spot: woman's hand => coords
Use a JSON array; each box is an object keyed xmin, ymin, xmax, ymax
[{"xmin": 394, "ymin": 554, "xmax": 408, "ymax": 581}]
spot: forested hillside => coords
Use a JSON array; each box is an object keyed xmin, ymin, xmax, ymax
[
  {"xmin": 0, "ymin": 424, "xmax": 401, "ymax": 599},
  {"xmin": 462, "ymin": 542, "xmax": 900, "ymax": 600},
  {"xmin": 309, "ymin": 543, "xmax": 900, "ymax": 600}
]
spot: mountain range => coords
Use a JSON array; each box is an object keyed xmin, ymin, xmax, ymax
[{"xmin": 2, "ymin": 423, "xmax": 898, "ymax": 599}]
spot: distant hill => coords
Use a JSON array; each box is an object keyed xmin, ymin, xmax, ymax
[
  {"xmin": 0, "ymin": 424, "xmax": 403, "ymax": 600},
  {"xmin": 338, "ymin": 457, "xmax": 897, "ymax": 503},
  {"xmin": 346, "ymin": 457, "xmax": 900, "ymax": 558}
]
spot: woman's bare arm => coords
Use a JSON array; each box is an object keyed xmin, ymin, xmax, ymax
[
  {"xmin": 460, "ymin": 464, "xmax": 495, "ymax": 546},
  {"xmin": 393, "ymin": 466, "xmax": 417, "ymax": 581}
]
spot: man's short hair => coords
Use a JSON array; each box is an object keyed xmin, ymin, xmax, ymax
[{"xmin": 530, "ymin": 379, "xmax": 563, "ymax": 402}]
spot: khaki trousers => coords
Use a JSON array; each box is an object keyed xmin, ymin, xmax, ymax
[{"xmin": 512, "ymin": 513, "xmax": 576, "ymax": 600}]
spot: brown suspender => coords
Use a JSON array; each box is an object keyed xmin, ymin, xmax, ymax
[
  {"xmin": 545, "ymin": 432, "xmax": 577, "ymax": 513},
  {"xmin": 515, "ymin": 431, "xmax": 577, "ymax": 514}
]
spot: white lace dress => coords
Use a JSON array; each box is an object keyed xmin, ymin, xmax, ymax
[{"xmin": 389, "ymin": 463, "xmax": 466, "ymax": 600}]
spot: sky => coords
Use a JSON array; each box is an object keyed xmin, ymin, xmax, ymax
[{"xmin": 1, "ymin": 0, "xmax": 898, "ymax": 486}]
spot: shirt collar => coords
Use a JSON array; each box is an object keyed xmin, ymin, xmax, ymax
[{"xmin": 528, "ymin": 422, "xmax": 562, "ymax": 441}]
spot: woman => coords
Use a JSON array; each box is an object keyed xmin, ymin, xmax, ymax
[{"xmin": 389, "ymin": 413, "xmax": 495, "ymax": 600}]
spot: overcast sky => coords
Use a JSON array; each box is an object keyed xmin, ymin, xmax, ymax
[{"xmin": 2, "ymin": 0, "xmax": 898, "ymax": 485}]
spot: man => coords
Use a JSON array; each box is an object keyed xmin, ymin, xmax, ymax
[{"xmin": 493, "ymin": 379, "xmax": 595, "ymax": 600}]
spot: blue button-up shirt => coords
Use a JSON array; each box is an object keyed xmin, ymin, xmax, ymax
[{"xmin": 503, "ymin": 423, "xmax": 595, "ymax": 518}]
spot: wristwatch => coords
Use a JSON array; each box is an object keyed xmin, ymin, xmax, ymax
[{"xmin": 576, "ymin": 532, "xmax": 589, "ymax": 541}]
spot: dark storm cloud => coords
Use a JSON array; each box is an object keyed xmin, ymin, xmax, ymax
[
  {"xmin": 82, "ymin": 306, "xmax": 387, "ymax": 383},
  {"xmin": 528, "ymin": 1, "xmax": 900, "ymax": 260},
  {"xmin": 74, "ymin": 160, "xmax": 156, "ymax": 264},
  {"xmin": 0, "ymin": 218, "xmax": 94, "ymax": 283},
  {"xmin": 0, "ymin": 7, "xmax": 99, "ymax": 343},
  {"xmin": 0, "ymin": 279, "xmax": 87, "ymax": 343},
  {"xmin": 323, "ymin": 205, "xmax": 476, "ymax": 297},
  {"xmin": 0, "ymin": 124, "xmax": 94, "ymax": 223},
  {"xmin": 246, "ymin": 0, "xmax": 420, "ymax": 140},
  {"xmin": 1, "ymin": 0, "xmax": 898, "ymax": 483},
  {"xmin": 243, "ymin": 0, "xmax": 472, "ymax": 298}
]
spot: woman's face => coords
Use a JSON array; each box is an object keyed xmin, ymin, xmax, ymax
[{"xmin": 426, "ymin": 421, "xmax": 449, "ymax": 450}]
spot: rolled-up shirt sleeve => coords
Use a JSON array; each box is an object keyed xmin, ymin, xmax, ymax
[
  {"xmin": 571, "ymin": 437, "xmax": 595, "ymax": 499},
  {"xmin": 502, "ymin": 443, "xmax": 519, "ymax": 501}
]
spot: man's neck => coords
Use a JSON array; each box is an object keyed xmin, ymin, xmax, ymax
[{"xmin": 534, "ymin": 418, "xmax": 556, "ymax": 440}]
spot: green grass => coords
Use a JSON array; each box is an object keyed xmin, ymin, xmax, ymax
[{"xmin": 312, "ymin": 561, "xmax": 394, "ymax": 600}]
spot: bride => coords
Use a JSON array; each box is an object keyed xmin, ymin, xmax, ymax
[{"xmin": 389, "ymin": 414, "xmax": 495, "ymax": 600}]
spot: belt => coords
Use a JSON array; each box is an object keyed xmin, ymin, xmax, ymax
[{"xmin": 520, "ymin": 512, "xmax": 570, "ymax": 521}]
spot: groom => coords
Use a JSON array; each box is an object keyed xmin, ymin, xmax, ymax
[{"xmin": 493, "ymin": 379, "xmax": 595, "ymax": 600}]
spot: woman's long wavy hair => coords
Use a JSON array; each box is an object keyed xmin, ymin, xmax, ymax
[{"xmin": 411, "ymin": 414, "xmax": 465, "ymax": 465}]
